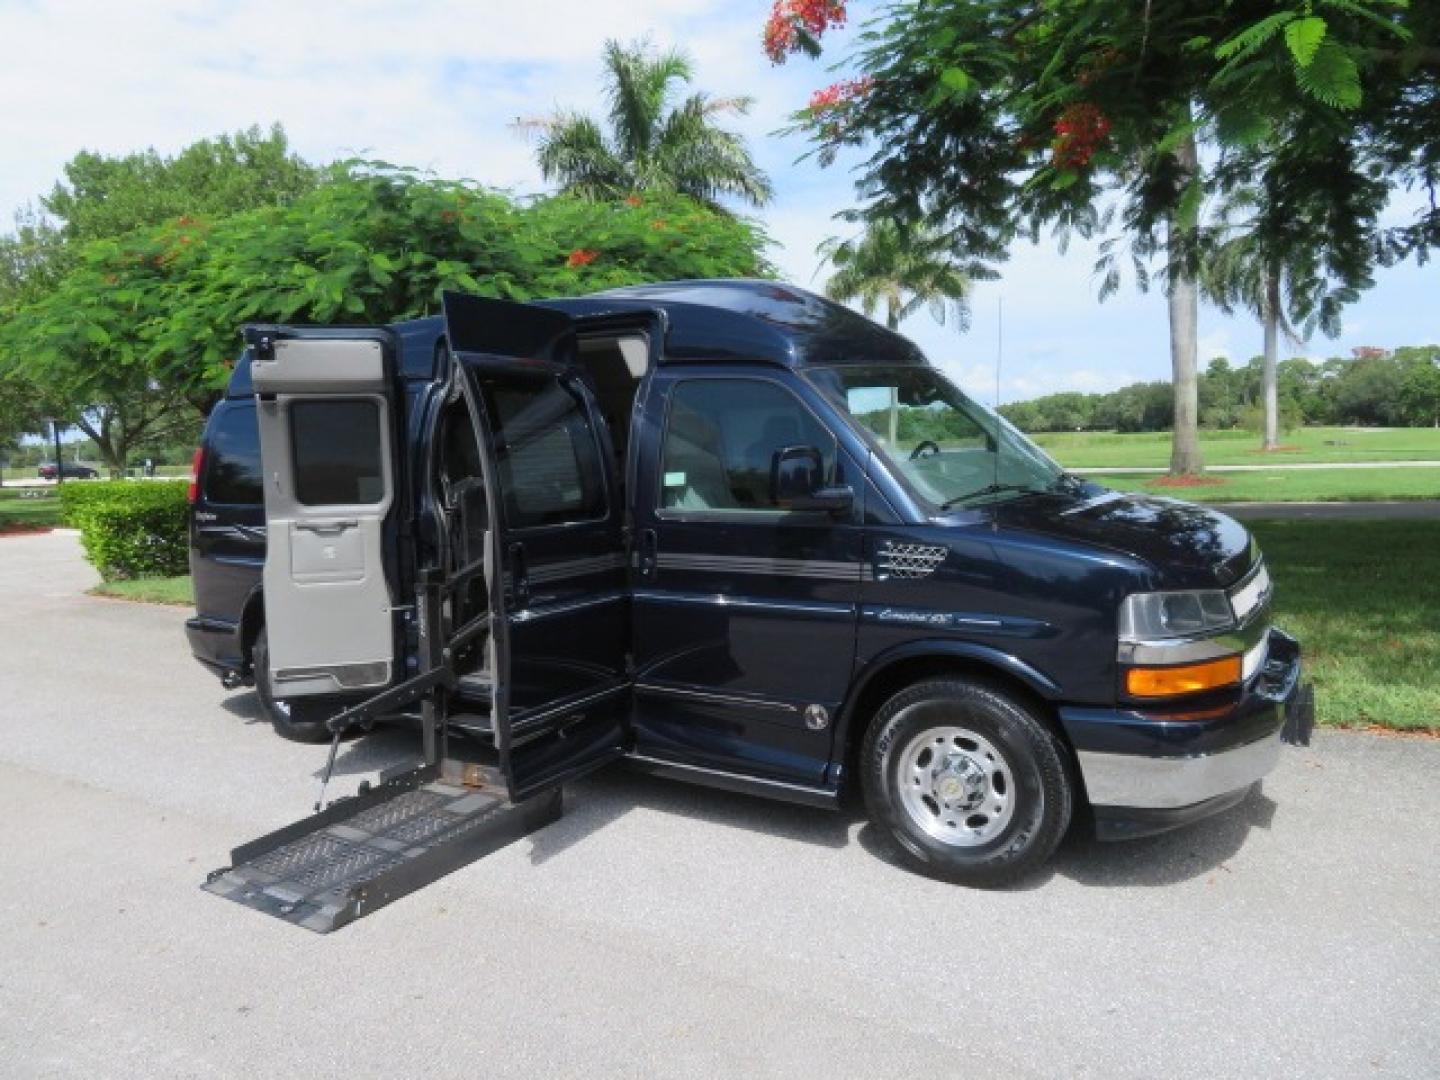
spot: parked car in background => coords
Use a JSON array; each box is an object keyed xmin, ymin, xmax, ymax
[{"xmin": 38, "ymin": 462, "xmax": 99, "ymax": 480}]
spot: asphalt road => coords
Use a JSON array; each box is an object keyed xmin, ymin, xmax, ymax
[{"xmin": 1, "ymin": 532, "xmax": 1436, "ymax": 1079}]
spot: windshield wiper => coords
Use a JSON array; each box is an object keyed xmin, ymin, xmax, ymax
[{"xmin": 940, "ymin": 483, "xmax": 1045, "ymax": 510}]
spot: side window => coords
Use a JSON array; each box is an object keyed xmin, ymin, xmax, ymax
[
  {"xmin": 480, "ymin": 375, "xmax": 607, "ymax": 529},
  {"xmin": 290, "ymin": 399, "xmax": 386, "ymax": 505},
  {"xmin": 204, "ymin": 402, "xmax": 262, "ymax": 505},
  {"xmin": 660, "ymin": 379, "xmax": 836, "ymax": 512}
]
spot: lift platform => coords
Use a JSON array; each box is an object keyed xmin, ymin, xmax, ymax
[
  {"xmin": 202, "ymin": 564, "xmax": 590, "ymax": 933},
  {"xmin": 203, "ymin": 761, "xmax": 559, "ymax": 933}
]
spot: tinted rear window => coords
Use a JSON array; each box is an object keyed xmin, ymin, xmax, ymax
[{"xmin": 204, "ymin": 402, "xmax": 262, "ymax": 505}]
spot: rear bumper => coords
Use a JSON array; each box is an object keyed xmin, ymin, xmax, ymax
[
  {"xmin": 185, "ymin": 615, "xmax": 248, "ymax": 683},
  {"xmin": 1060, "ymin": 628, "xmax": 1313, "ymax": 841}
]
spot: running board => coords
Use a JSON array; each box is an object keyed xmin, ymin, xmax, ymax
[{"xmin": 202, "ymin": 761, "xmax": 561, "ymax": 933}]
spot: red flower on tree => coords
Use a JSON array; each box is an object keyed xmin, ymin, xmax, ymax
[
  {"xmin": 807, "ymin": 76, "xmax": 873, "ymax": 146},
  {"xmin": 763, "ymin": 0, "xmax": 846, "ymax": 64},
  {"xmin": 1050, "ymin": 102, "xmax": 1112, "ymax": 169},
  {"xmin": 566, "ymin": 248, "xmax": 599, "ymax": 268}
]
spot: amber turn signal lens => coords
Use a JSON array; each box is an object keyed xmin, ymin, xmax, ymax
[{"xmin": 1125, "ymin": 655, "xmax": 1242, "ymax": 698}]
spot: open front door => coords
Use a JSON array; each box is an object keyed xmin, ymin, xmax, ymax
[
  {"xmin": 247, "ymin": 325, "xmax": 401, "ymax": 701},
  {"xmin": 442, "ymin": 293, "xmax": 630, "ymax": 800}
]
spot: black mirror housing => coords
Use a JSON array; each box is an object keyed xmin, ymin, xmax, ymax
[{"xmin": 770, "ymin": 445, "xmax": 853, "ymax": 513}]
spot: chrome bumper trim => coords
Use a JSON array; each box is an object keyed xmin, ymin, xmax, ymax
[{"xmin": 1077, "ymin": 727, "xmax": 1283, "ymax": 810}]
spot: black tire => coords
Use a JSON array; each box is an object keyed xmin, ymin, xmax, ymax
[
  {"xmin": 860, "ymin": 677, "xmax": 1072, "ymax": 887},
  {"xmin": 252, "ymin": 628, "xmax": 333, "ymax": 743}
]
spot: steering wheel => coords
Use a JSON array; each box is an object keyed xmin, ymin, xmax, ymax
[{"xmin": 909, "ymin": 440, "xmax": 941, "ymax": 461}]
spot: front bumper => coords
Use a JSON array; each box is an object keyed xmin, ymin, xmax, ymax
[{"xmin": 1060, "ymin": 628, "xmax": 1313, "ymax": 841}]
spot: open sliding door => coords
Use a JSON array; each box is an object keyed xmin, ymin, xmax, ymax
[{"xmin": 442, "ymin": 293, "xmax": 630, "ymax": 800}]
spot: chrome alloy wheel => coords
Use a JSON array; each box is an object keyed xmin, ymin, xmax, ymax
[{"xmin": 895, "ymin": 724, "xmax": 1017, "ymax": 847}]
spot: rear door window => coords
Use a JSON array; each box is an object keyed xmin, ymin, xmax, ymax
[
  {"xmin": 204, "ymin": 402, "xmax": 262, "ymax": 505},
  {"xmin": 290, "ymin": 399, "xmax": 386, "ymax": 505}
]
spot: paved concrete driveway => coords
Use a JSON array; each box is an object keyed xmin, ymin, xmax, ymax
[{"xmin": 1, "ymin": 532, "xmax": 1436, "ymax": 1079}]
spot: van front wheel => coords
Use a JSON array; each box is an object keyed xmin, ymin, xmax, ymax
[
  {"xmin": 861, "ymin": 678, "xmax": 1072, "ymax": 887},
  {"xmin": 252, "ymin": 629, "xmax": 333, "ymax": 744}
]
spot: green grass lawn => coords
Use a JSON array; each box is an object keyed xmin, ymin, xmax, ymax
[
  {"xmin": 1035, "ymin": 425, "xmax": 1440, "ymax": 468},
  {"xmin": 0, "ymin": 490, "xmax": 61, "ymax": 529},
  {"xmin": 89, "ymin": 575, "xmax": 193, "ymax": 606},
  {"xmin": 1095, "ymin": 467, "xmax": 1440, "ymax": 502},
  {"xmin": 1251, "ymin": 519, "xmax": 1438, "ymax": 734}
]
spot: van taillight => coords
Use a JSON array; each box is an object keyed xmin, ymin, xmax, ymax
[{"xmin": 187, "ymin": 447, "xmax": 204, "ymax": 503}]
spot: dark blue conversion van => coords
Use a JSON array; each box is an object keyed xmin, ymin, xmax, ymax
[{"xmin": 188, "ymin": 280, "xmax": 1313, "ymax": 890}]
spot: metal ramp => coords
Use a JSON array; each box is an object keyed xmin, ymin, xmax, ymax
[
  {"xmin": 204, "ymin": 568, "xmax": 563, "ymax": 933},
  {"xmin": 204, "ymin": 761, "xmax": 560, "ymax": 933}
]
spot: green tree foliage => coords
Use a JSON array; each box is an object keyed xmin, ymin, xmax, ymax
[
  {"xmin": 819, "ymin": 219, "xmax": 976, "ymax": 330},
  {"xmin": 769, "ymin": 0, "xmax": 1432, "ymax": 474},
  {"xmin": 0, "ymin": 126, "xmax": 323, "ymax": 473},
  {"xmin": 42, "ymin": 124, "xmax": 319, "ymax": 244},
  {"xmin": 1001, "ymin": 345, "xmax": 1440, "ymax": 433},
  {"xmin": 521, "ymin": 39, "xmax": 773, "ymax": 210},
  {"xmin": 0, "ymin": 163, "xmax": 772, "ymax": 474}
]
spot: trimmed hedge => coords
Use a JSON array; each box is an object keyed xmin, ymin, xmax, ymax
[{"xmin": 59, "ymin": 481, "xmax": 189, "ymax": 581}]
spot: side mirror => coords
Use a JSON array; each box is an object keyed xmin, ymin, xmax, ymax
[{"xmin": 770, "ymin": 445, "xmax": 853, "ymax": 514}]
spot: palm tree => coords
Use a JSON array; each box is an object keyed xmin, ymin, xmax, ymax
[
  {"xmin": 1203, "ymin": 227, "xmax": 1296, "ymax": 452},
  {"xmin": 518, "ymin": 39, "xmax": 772, "ymax": 211},
  {"xmin": 820, "ymin": 220, "xmax": 974, "ymax": 447},
  {"xmin": 818, "ymin": 220, "xmax": 973, "ymax": 332}
]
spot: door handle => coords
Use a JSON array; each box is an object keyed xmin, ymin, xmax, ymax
[
  {"xmin": 509, "ymin": 542, "xmax": 529, "ymax": 607},
  {"xmin": 638, "ymin": 529, "xmax": 658, "ymax": 580},
  {"xmin": 296, "ymin": 519, "xmax": 358, "ymax": 533}
]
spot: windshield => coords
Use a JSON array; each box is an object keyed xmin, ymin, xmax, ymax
[{"xmin": 807, "ymin": 365, "xmax": 1068, "ymax": 511}]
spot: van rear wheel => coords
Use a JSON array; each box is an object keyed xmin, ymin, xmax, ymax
[
  {"xmin": 252, "ymin": 629, "xmax": 333, "ymax": 743},
  {"xmin": 860, "ymin": 678, "xmax": 1072, "ymax": 887}
]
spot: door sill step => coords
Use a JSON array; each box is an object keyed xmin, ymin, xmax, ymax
[{"xmin": 625, "ymin": 754, "xmax": 838, "ymax": 809}]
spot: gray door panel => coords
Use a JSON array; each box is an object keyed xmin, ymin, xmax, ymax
[{"xmin": 250, "ymin": 328, "xmax": 399, "ymax": 699}]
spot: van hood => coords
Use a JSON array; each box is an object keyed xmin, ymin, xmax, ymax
[{"xmin": 991, "ymin": 489, "xmax": 1255, "ymax": 588}]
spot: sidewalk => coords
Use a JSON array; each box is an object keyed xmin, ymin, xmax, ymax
[
  {"xmin": 1218, "ymin": 500, "xmax": 1440, "ymax": 520},
  {"xmin": 1077, "ymin": 460, "xmax": 1440, "ymax": 473}
]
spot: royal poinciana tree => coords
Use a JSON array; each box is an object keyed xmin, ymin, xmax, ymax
[
  {"xmin": 763, "ymin": 0, "xmax": 1437, "ymax": 475},
  {"xmin": 0, "ymin": 163, "xmax": 772, "ymax": 473}
]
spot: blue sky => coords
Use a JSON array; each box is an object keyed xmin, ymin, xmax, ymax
[{"xmin": 2, "ymin": 0, "xmax": 1435, "ymax": 404}]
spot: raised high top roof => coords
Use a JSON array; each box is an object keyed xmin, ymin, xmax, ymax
[{"xmin": 542, "ymin": 279, "xmax": 931, "ymax": 369}]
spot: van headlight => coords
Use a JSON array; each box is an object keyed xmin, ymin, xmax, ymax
[
  {"xmin": 1118, "ymin": 590, "xmax": 1234, "ymax": 642},
  {"xmin": 1118, "ymin": 590, "xmax": 1241, "ymax": 698}
]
